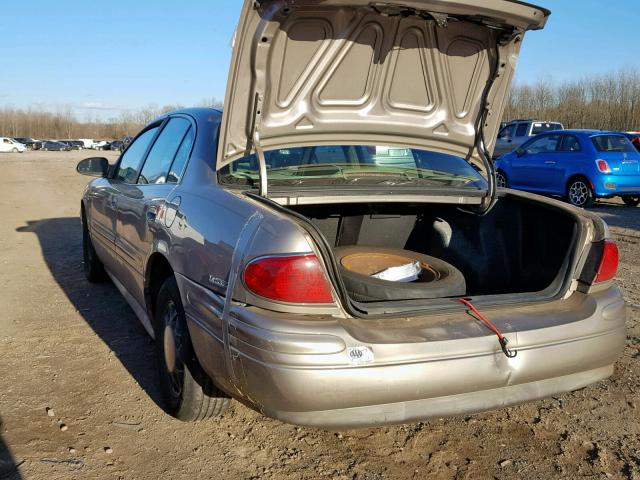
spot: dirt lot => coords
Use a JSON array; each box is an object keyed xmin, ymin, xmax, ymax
[{"xmin": 0, "ymin": 150, "xmax": 638, "ymax": 480}]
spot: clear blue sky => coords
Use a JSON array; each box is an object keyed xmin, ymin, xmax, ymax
[{"xmin": 1, "ymin": 0, "xmax": 636, "ymax": 121}]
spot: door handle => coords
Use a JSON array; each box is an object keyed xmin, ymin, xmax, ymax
[
  {"xmin": 544, "ymin": 161, "xmax": 556, "ymax": 164},
  {"xmin": 109, "ymin": 197, "xmax": 118, "ymax": 208}
]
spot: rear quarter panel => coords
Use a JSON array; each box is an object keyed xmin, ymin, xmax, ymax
[{"xmin": 166, "ymin": 185, "xmax": 315, "ymax": 300}]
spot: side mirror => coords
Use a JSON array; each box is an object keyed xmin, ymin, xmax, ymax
[
  {"xmin": 515, "ymin": 148, "xmax": 526, "ymax": 157},
  {"xmin": 77, "ymin": 157, "xmax": 109, "ymax": 177}
]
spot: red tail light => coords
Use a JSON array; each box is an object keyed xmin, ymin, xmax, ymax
[
  {"xmin": 243, "ymin": 254, "xmax": 334, "ymax": 303},
  {"xmin": 595, "ymin": 240, "xmax": 619, "ymax": 283},
  {"xmin": 596, "ymin": 159, "xmax": 611, "ymax": 173}
]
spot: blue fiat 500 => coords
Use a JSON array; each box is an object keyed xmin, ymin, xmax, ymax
[{"xmin": 495, "ymin": 130, "xmax": 640, "ymax": 207}]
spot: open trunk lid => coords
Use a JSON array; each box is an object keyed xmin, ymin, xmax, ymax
[{"xmin": 217, "ymin": 0, "xmax": 549, "ymax": 197}]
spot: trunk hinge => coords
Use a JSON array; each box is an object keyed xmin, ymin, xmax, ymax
[
  {"xmin": 471, "ymin": 30, "xmax": 520, "ymax": 215},
  {"xmin": 246, "ymin": 92, "xmax": 268, "ymax": 197}
]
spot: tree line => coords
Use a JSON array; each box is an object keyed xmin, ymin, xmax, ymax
[
  {"xmin": 0, "ymin": 98, "xmax": 223, "ymax": 140},
  {"xmin": 503, "ymin": 69, "xmax": 640, "ymax": 131},
  {"xmin": 2, "ymin": 69, "xmax": 640, "ymax": 140}
]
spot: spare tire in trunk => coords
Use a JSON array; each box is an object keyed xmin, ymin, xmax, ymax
[{"xmin": 334, "ymin": 246, "xmax": 466, "ymax": 302}]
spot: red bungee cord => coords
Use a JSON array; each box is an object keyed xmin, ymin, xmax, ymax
[{"xmin": 455, "ymin": 298, "xmax": 517, "ymax": 358}]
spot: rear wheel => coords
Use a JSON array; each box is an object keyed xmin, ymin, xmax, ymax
[
  {"xmin": 567, "ymin": 178, "xmax": 594, "ymax": 208},
  {"xmin": 11, "ymin": 148, "xmax": 17, "ymax": 153},
  {"xmin": 153, "ymin": 277, "xmax": 230, "ymax": 421},
  {"xmin": 622, "ymin": 196, "xmax": 640, "ymax": 207},
  {"xmin": 496, "ymin": 170, "xmax": 508, "ymax": 188}
]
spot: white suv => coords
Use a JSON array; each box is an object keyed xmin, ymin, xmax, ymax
[{"xmin": 0, "ymin": 137, "xmax": 26, "ymax": 153}]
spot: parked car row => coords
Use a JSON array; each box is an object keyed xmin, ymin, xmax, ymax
[
  {"xmin": 82, "ymin": 139, "xmax": 129, "ymax": 151},
  {"xmin": 494, "ymin": 125, "xmax": 640, "ymax": 208},
  {"xmin": 0, "ymin": 136, "xmax": 133, "ymax": 153}
]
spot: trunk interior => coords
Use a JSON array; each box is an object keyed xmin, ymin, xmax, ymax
[{"xmin": 289, "ymin": 196, "xmax": 578, "ymax": 300}]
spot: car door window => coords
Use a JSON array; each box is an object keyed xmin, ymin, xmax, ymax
[
  {"xmin": 558, "ymin": 135, "xmax": 581, "ymax": 152},
  {"xmin": 138, "ymin": 118, "xmax": 191, "ymax": 185},
  {"xmin": 114, "ymin": 127, "xmax": 159, "ymax": 183},
  {"xmin": 498, "ymin": 124, "xmax": 516, "ymax": 139},
  {"xmin": 525, "ymin": 135, "xmax": 560, "ymax": 154},
  {"xmin": 166, "ymin": 126, "xmax": 195, "ymax": 184},
  {"xmin": 515, "ymin": 123, "xmax": 528, "ymax": 137}
]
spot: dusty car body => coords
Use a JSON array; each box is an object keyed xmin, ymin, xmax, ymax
[{"xmin": 77, "ymin": 0, "xmax": 625, "ymax": 428}]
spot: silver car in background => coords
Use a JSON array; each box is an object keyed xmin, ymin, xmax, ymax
[
  {"xmin": 77, "ymin": 0, "xmax": 625, "ymax": 428},
  {"xmin": 494, "ymin": 119, "xmax": 565, "ymax": 158}
]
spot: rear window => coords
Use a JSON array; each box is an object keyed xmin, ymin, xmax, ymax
[
  {"xmin": 219, "ymin": 144, "xmax": 486, "ymax": 190},
  {"xmin": 531, "ymin": 122, "xmax": 563, "ymax": 135},
  {"xmin": 591, "ymin": 135, "xmax": 636, "ymax": 153}
]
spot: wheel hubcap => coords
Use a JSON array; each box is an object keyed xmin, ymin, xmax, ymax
[
  {"xmin": 162, "ymin": 301, "xmax": 183, "ymax": 397},
  {"xmin": 569, "ymin": 181, "xmax": 589, "ymax": 206}
]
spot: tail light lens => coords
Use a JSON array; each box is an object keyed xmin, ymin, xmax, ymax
[
  {"xmin": 243, "ymin": 254, "xmax": 334, "ymax": 304},
  {"xmin": 595, "ymin": 240, "xmax": 619, "ymax": 283},
  {"xmin": 596, "ymin": 159, "xmax": 611, "ymax": 173}
]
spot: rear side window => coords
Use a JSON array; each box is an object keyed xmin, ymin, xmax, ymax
[
  {"xmin": 531, "ymin": 122, "xmax": 563, "ymax": 135},
  {"xmin": 114, "ymin": 127, "xmax": 159, "ymax": 183},
  {"xmin": 515, "ymin": 123, "xmax": 528, "ymax": 137},
  {"xmin": 591, "ymin": 135, "xmax": 636, "ymax": 153},
  {"xmin": 166, "ymin": 126, "xmax": 195, "ymax": 184},
  {"xmin": 139, "ymin": 118, "xmax": 191, "ymax": 185},
  {"xmin": 558, "ymin": 135, "xmax": 581, "ymax": 152}
]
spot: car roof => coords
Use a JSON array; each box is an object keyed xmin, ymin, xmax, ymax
[
  {"xmin": 157, "ymin": 107, "xmax": 223, "ymax": 124},
  {"xmin": 505, "ymin": 119, "xmax": 561, "ymax": 124},
  {"xmin": 560, "ymin": 129, "xmax": 626, "ymax": 136}
]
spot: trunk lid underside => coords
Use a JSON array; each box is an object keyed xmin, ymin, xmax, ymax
[{"xmin": 217, "ymin": 0, "xmax": 549, "ymax": 180}]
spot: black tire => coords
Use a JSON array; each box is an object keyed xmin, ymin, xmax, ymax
[
  {"xmin": 153, "ymin": 276, "xmax": 230, "ymax": 421},
  {"xmin": 622, "ymin": 196, "xmax": 640, "ymax": 207},
  {"xmin": 567, "ymin": 177, "xmax": 594, "ymax": 208},
  {"xmin": 496, "ymin": 170, "xmax": 508, "ymax": 188},
  {"xmin": 82, "ymin": 216, "xmax": 107, "ymax": 282},
  {"xmin": 334, "ymin": 246, "xmax": 466, "ymax": 302}
]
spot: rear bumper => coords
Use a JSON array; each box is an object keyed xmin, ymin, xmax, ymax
[
  {"xmin": 262, "ymin": 366, "xmax": 614, "ymax": 428},
  {"xmin": 593, "ymin": 174, "xmax": 640, "ymax": 196},
  {"xmin": 180, "ymin": 275, "xmax": 626, "ymax": 428}
]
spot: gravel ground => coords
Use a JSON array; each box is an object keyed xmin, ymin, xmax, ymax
[{"xmin": 0, "ymin": 150, "xmax": 638, "ymax": 480}]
